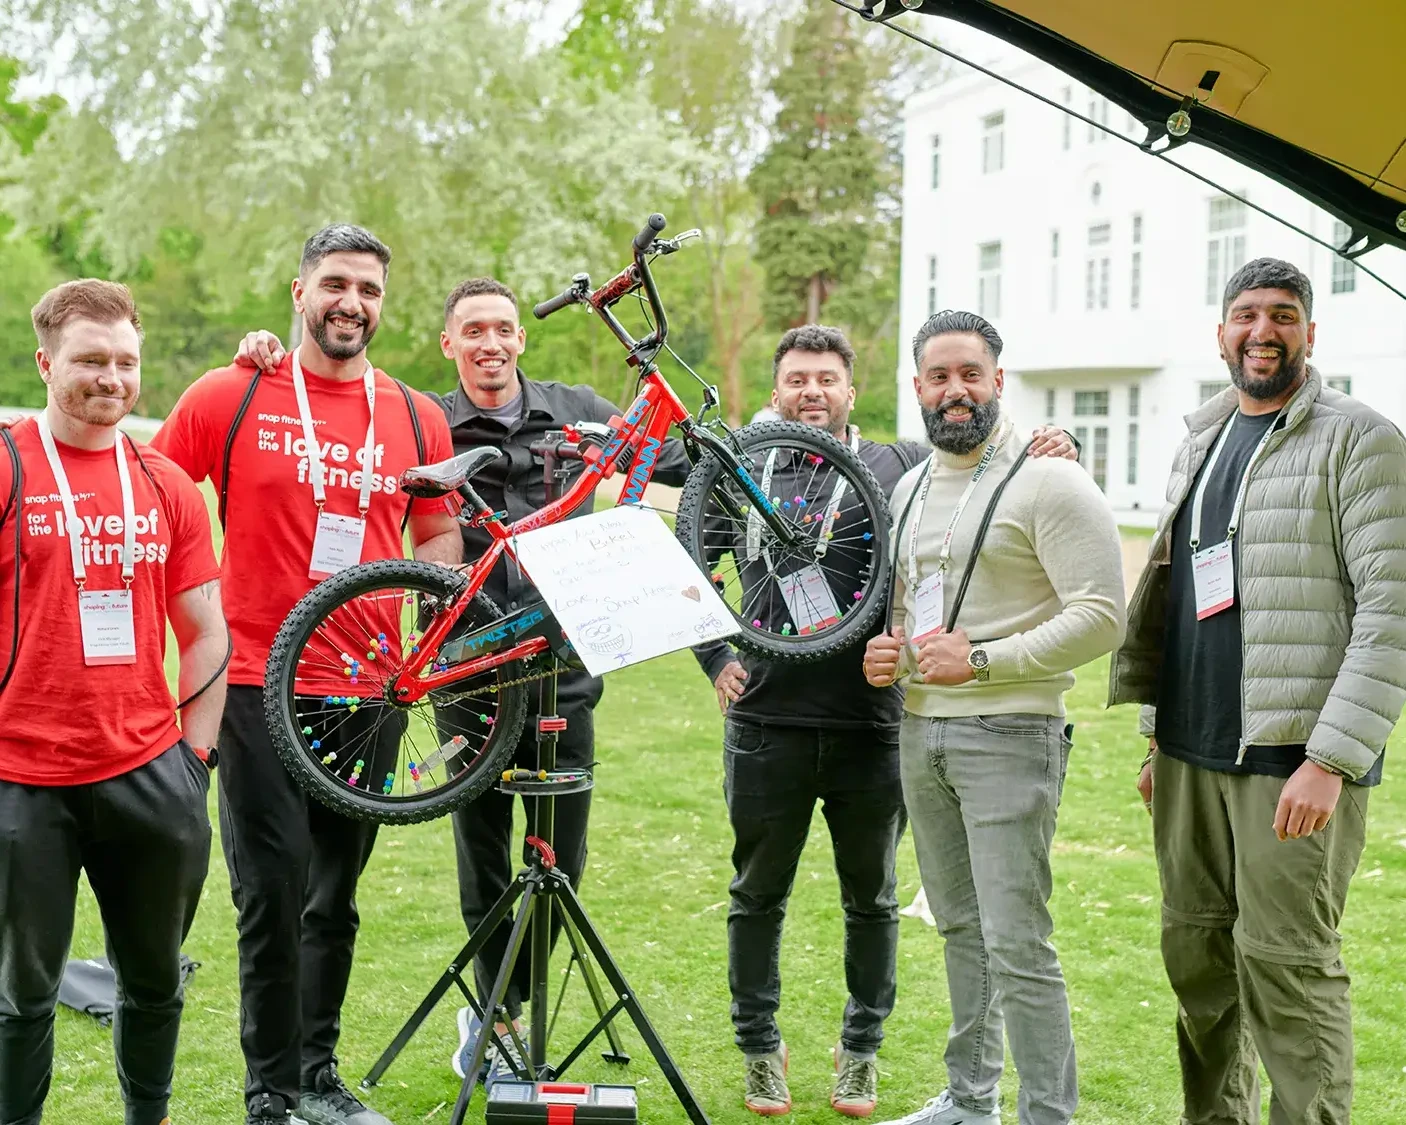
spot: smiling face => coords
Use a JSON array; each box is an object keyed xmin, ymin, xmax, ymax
[
  {"xmin": 442, "ymin": 293, "xmax": 526, "ymax": 407},
  {"xmin": 913, "ymin": 331, "xmax": 1004, "ymax": 453},
  {"xmin": 293, "ymin": 250, "xmax": 385, "ymax": 362},
  {"xmin": 1218, "ymin": 287, "xmax": 1314, "ymax": 402},
  {"xmin": 772, "ymin": 349, "xmax": 855, "ymax": 437},
  {"xmin": 37, "ymin": 317, "xmax": 142, "ymax": 427}
]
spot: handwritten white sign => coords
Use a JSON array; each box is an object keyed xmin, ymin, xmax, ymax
[{"xmin": 512, "ymin": 505, "xmax": 740, "ymax": 676}]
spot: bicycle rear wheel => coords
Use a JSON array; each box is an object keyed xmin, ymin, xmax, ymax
[
  {"xmin": 263, "ymin": 560, "xmax": 529, "ymax": 824},
  {"xmin": 674, "ymin": 421, "xmax": 891, "ymax": 663}
]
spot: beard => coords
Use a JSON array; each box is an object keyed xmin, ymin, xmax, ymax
[
  {"xmin": 54, "ymin": 380, "xmax": 135, "ymax": 427},
  {"xmin": 780, "ymin": 399, "xmax": 848, "ymax": 438},
  {"xmin": 1227, "ymin": 340, "xmax": 1306, "ymax": 401},
  {"xmin": 310, "ymin": 307, "xmax": 376, "ymax": 361},
  {"xmin": 921, "ymin": 396, "xmax": 1001, "ymax": 454}
]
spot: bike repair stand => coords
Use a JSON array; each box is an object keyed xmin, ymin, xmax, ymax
[{"xmin": 362, "ymin": 433, "xmax": 710, "ymax": 1125}]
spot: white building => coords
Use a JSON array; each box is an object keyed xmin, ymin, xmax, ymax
[{"xmin": 897, "ymin": 27, "xmax": 1406, "ymax": 523}]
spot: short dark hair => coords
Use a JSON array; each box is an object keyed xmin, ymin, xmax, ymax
[
  {"xmin": 32, "ymin": 279, "xmax": 143, "ymax": 352},
  {"xmin": 911, "ymin": 309, "xmax": 1003, "ymax": 370},
  {"xmin": 444, "ymin": 277, "xmax": 519, "ymax": 325},
  {"xmin": 772, "ymin": 324, "xmax": 856, "ymax": 382},
  {"xmin": 1222, "ymin": 257, "xmax": 1313, "ymax": 320},
  {"xmin": 299, "ymin": 224, "xmax": 392, "ymax": 279}
]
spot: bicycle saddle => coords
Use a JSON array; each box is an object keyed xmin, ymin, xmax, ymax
[{"xmin": 399, "ymin": 446, "xmax": 502, "ymax": 498}]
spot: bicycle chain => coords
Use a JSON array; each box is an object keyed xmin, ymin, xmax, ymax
[{"xmin": 431, "ymin": 660, "xmax": 559, "ymax": 704}]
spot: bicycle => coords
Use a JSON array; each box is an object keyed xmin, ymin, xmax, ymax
[{"xmin": 264, "ymin": 213, "xmax": 893, "ymax": 824}]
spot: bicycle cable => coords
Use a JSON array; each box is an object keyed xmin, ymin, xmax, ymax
[{"xmin": 830, "ymin": 0, "xmax": 1406, "ymax": 305}]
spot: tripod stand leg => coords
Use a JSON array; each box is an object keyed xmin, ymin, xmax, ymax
[
  {"xmin": 450, "ymin": 878, "xmax": 541, "ymax": 1125},
  {"xmin": 560, "ymin": 908, "xmax": 630, "ymax": 1064},
  {"xmin": 362, "ymin": 870, "xmax": 528, "ymax": 1090},
  {"xmin": 555, "ymin": 881, "xmax": 712, "ymax": 1125}
]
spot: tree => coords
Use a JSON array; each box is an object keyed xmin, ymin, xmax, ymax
[{"xmin": 749, "ymin": 6, "xmax": 888, "ymax": 329}]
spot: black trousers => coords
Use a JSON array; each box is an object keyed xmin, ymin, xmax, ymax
[
  {"xmin": 0, "ymin": 742, "xmax": 211, "ymax": 1125},
  {"xmin": 219, "ymin": 686, "xmax": 402, "ymax": 1108},
  {"xmin": 446, "ymin": 700, "xmax": 595, "ymax": 1023},
  {"xmin": 723, "ymin": 718, "xmax": 905, "ymax": 1056}
]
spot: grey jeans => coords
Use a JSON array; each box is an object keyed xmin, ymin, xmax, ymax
[{"xmin": 899, "ymin": 713, "xmax": 1076, "ymax": 1125}]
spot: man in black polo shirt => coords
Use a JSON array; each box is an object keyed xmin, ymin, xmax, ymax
[
  {"xmin": 696, "ymin": 325, "xmax": 1076, "ymax": 1119},
  {"xmin": 429, "ymin": 277, "xmax": 693, "ymax": 1081}
]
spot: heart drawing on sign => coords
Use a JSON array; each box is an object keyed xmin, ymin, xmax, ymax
[{"xmin": 682, "ymin": 586, "xmax": 701, "ymax": 602}]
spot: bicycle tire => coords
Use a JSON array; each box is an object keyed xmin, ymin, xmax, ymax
[
  {"xmin": 264, "ymin": 559, "xmax": 529, "ymax": 824},
  {"xmin": 674, "ymin": 420, "xmax": 891, "ymax": 663}
]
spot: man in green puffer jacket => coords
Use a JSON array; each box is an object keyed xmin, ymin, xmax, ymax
[{"xmin": 1110, "ymin": 257, "xmax": 1406, "ymax": 1125}]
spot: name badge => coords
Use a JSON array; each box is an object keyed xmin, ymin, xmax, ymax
[
  {"xmin": 78, "ymin": 589, "xmax": 137, "ymax": 666},
  {"xmin": 1192, "ymin": 540, "xmax": 1235, "ymax": 620},
  {"xmin": 777, "ymin": 563, "xmax": 841, "ymax": 635},
  {"xmin": 912, "ymin": 571, "xmax": 945, "ymax": 641},
  {"xmin": 310, "ymin": 511, "xmax": 367, "ymax": 580}
]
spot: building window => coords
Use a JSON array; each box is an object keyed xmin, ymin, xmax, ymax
[
  {"xmin": 1127, "ymin": 421, "xmax": 1139, "ymax": 485},
  {"xmin": 1087, "ymin": 93, "xmax": 1110, "ymax": 142},
  {"xmin": 930, "ymin": 135, "xmax": 941, "ymax": 190},
  {"xmin": 1128, "ymin": 383, "xmax": 1140, "ymax": 417},
  {"xmin": 1326, "ymin": 376, "xmax": 1353, "ymax": 395},
  {"xmin": 1061, "ymin": 86, "xmax": 1072, "ymax": 149},
  {"xmin": 1045, "ymin": 388, "xmax": 1056, "ymax": 420},
  {"xmin": 1050, "ymin": 229, "xmax": 1060, "ymax": 312},
  {"xmin": 1092, "ymin": 426, "xmax": 1109, "ymax": 490},
  {"xmin": 978, "ymin": 241, "xmax": 1002, "ymax": 318},
  {"xmin": 1085, "ymin": 222, "xmax": 1111, "ymax": 311},
  {"xmin": 927, "ymin": 255, "xmax": 938, "ymax": 316},
  {"xmin": 1331, "ymin": 221, "xmax": 1356, "ymax": 294},
  {"xmin": 1206, "ymin": 196, "xmax": 1247, "ymax": 305},
  {"xmin": 1073, "ymin": 389, "xmax": 1109, "ymax": 416},
  {"xmin": 1199, "ymin": 380, "xmax": 1231, "ymax": 404},
  {"xmin": 982, "ymin": 112, "xmax": 1005, "ymax": 174},
  {"xmin": 1130, "ymin": 213, "xmax": 1143, "ymax": 310}
]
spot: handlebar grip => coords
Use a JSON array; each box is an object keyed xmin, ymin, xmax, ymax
[
  {"xmin": 633, "ymin": 213, "xmax": 667, "ymax": 253},
  {"xmin": 532, "ymin": 289, "xmax": 578, "ymax": 320}
]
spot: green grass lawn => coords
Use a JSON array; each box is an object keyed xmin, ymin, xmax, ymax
[{"xmin": 48, "ymin": 497, "xmax": 1406, "ymax": 1124}]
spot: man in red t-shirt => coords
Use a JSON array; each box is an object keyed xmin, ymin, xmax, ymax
[
  {"xmin": 151, "ymin": 224, "xmax": 460, "ymax": 1125},
  {"xmin": 0, "ymin": 280, "xmax": 227, "ymax": 1125}
]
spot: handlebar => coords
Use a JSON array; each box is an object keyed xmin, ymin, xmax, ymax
[
  {"xmin": 633, "ymin": 213, "xmax": 667, "ymax": 253},
  {"xmin": 532, "ymin": 289, "xmax": 579, "ymax": 321}
]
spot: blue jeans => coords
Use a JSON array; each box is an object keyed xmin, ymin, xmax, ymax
[
  {"xmin": 723, "ymin": 718, "xmax": 904, "ymax": 1056},
  {"xmin": 899, "ymin": 713, "xmax": 1076, "ymax": 1125}
]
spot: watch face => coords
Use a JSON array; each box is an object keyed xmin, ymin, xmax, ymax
[{"xmin": 970, "ymin": 649, "xmax": 990, "ymax": 668}]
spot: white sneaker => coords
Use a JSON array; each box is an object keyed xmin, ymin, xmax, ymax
[{"xmin": 876, "ymin": 1090, "xmax": 998, "ymax": 1125}]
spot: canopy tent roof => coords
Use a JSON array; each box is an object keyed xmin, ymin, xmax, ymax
[{"xmin": 858, "ymin": 0, "xmax": 1406, "ymax": 254}]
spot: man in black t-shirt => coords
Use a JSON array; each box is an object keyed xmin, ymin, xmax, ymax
[{"xmin": 694, "ymin": 326, "xmax": 1076, "ymax": 1119}]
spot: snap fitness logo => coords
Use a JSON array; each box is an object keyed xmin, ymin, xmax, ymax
[
  {"xmin": 253, "ymin": 413, "xmax": 401, "ymax": 496},
  {"xmin": 24, "ymin": 504, "xmax": 169, "ymax": 564}
]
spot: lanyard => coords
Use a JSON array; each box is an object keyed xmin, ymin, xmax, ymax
[
  {"xmin": 906, "ymin": 419, "xmax": 1010, "ymax": 586},
  {"xmin": 749, "ymin": 426, "xmax": 860, "ymax": 565},
  {"xmin": 38, "ymin": 413, "xmax": 136, "ymax": 589},
  {"xmin": 1187, "ymin": 412, "xmax": 1278, "ymax": 551},
  {"xmin": 291, "ymin": 351, "xmax": 378, "ymax": 515}
]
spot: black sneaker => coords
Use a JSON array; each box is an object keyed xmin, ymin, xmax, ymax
[
  {"xmin": 298, "ymin": 1064, "xmax": 393, "ymax": 1125},
  {"xmin": 245, "ymin": 1093, "xmax": 303, "ymax": 1125}
]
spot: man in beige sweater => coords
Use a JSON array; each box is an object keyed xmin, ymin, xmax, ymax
[{"xmin": 864, "ymin": 310, "xmax": 1125, "ymax": 1125}]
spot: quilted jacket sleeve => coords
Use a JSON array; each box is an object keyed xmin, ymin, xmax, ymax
[{"xmin": 1306, "ymin": 419, "xmax": 1406, "ymax": 779}]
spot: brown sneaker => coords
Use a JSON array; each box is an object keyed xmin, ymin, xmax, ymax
[
  {"xmin": 832, "ymin": 1042, "xmax": 878, "ymax": 1118},
  {"xmin": 743, "ymin": 1042, "xmax": 791, "ymax": 1116}
]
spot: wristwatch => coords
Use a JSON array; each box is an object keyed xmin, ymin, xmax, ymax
[
  {"xmin": 190, "ymin": 744, "xmax": 220, "ymax": 770},
  {"xmin": 967, "ymin": 646, "xmax": 991, "ymax": 682}
]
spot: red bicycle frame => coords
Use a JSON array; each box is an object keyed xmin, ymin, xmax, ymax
[{"xmin": 389, "ymin": 372, "xmax": 690, "ymax": 704}]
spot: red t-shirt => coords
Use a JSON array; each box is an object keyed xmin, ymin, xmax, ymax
[
  {"xmin": 0, "ymin": 419, "xmax": 220, "ymax": 786},
  {"xmin": 150, "ymin": 356, "xmax": 457, "ymax": 687}
]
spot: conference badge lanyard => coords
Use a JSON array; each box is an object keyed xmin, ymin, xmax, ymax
[
  {"xmin": 1188, "ymin": 412, "xmax": 1276, "ymax": 621},
  {"xmin": 292, "ymin": 351, "xmax": 378, "ymax": 579},
  {"xmin": 906, "ymin": 420, "xmax": 1010, "ymax": 642},
  {"xmin": 38, "ymin": 414, "xmax": 138, "ymax": 666},
  {"xmin": 748, "ymin": 427, "xmax": 859, "ymax": 634}
]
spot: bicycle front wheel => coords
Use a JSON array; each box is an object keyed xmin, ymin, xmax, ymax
[
  {"xmin": 263, "ymin": 560, "xmax": 529, "ymax": 824},
  {"xmin": 674, "ymin": 421, "xmax": 891, "ymax": 663}
]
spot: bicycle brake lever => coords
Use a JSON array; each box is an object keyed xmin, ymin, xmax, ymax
[{"xmin": 654, "ymin": 229, "xmax": 703, "ymax": 255}]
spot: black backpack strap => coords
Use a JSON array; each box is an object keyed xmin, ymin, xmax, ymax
[
  {"xmin": 394, "ymin": 379, "xmax": 425, "ymax": 534},
  {"xmin": 218, "ymin": 370, "xmax": 263, "ymax": 528},
  {"xmin": 945, "ymin": 439, "xmax": 1034, "ymax": 632},
  {"xmin": 0, "ymin": 428, "xmax": 22, "ymax": 696},
  {"xmin": 883, "ymin": 454, "xmax": 933, "ymax": 632}
]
